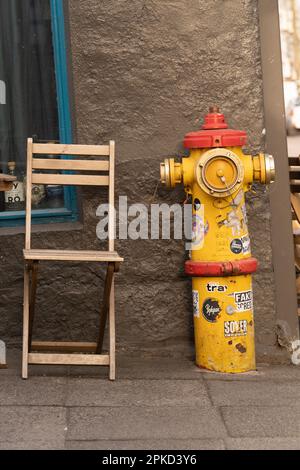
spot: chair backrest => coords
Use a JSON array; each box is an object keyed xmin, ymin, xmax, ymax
[{"xmin": 25, "ymin": 138, "xmax": 115, "ymax": 252}]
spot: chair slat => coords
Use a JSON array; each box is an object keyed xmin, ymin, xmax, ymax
[
  {"xmin": 23, "ymin": 249, "xmax": 124, "ymax": 262},
  {"xmin": 32, "ymin": 143, "xmax": 110, "ymax": 156},
  {"xmin": 28, "ymin": 353, "xmax": 110, "ymax": 366},
  {"xmin": 32, "ymin": 158, "xmax": 109, "ymax": 172},
  {"xmin": 31, "ymin": 173, "xmax": 109, "ymax": 186}
]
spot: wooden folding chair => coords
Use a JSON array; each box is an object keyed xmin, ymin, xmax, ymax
[{"xmin": 22, "ymin": 139, "xmax": 123, "ymax": 380}]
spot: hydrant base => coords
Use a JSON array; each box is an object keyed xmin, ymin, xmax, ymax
[
  {"xmin": 192, "ymin": 275, "xmax": 256, "ymax": 374},
  {"xmin": 195, "ymin": 364, "xmax": 256, "ymax": 374}
]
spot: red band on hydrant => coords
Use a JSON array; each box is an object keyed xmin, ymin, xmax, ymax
[{"xmin": 185, "ymin": 258, "xmax": 258, "ymax": 277}]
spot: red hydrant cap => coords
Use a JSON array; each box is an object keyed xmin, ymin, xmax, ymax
[{"xmin": 184, "ymin": 107, "xmax": 247, "ymax": 149}]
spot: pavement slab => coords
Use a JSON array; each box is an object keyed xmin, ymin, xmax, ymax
[
  {"xmin": 0, "ymin": 406, "xmax": 67, "ymax": 443},
  {"xmin": 66, "ymin": 406, "xmax": 227, "ymax": 441},
  {"xmin": 225, "ymin": 437, "xmax": 300, "ymax": 450},
  {"xmin": 65, "ymin": 378, "xmax": 211, "ymax": 407},
  {"xmin": 0, "ymin": 441, "xmax": 65, "ymax": 450},
  {"xmin": 221, "ymin": 405, "xmax": 300, "ymax": 438},
  {"xmin": 0, "ymin": 376, "xmax": 67, "ymax": 406},
  {"xmin": 207, "ymin": 380, "xmax": 300, "ymax": 407},
  {"xmin": 201, "ymin": 364, "xmax": 300, "ymax": 382},
  {"xmin": 65, "ymin": 439, "xmax": 226, "ymax": 450}
]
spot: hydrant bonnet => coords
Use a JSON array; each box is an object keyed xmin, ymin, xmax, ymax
[{"xmin": 184, "ymin": 107, "xmax": 247, "ymax": 149}]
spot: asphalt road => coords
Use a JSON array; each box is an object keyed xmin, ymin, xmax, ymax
[{"xmin": 288, "ymin": 135, "xmax": 300, "ymax": 157}]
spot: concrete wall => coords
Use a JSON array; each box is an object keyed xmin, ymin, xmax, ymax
[{"xmin": 0, "ymin": 0, "xmax": 288, "ymax": 362}]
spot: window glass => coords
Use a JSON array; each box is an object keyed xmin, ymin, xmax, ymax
[{"xmin": 0, "ymin": 0, "xmax": 64, "ymax": 213}]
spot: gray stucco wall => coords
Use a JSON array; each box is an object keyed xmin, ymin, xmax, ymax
[{"xmin": 0, "ymin": 0, "xmax": 288, "ymax": 363}]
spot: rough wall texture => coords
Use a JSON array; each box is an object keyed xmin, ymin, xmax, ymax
[{"xmin": 0, "ymin": 0, "xmax": 288, "ymax": 362}]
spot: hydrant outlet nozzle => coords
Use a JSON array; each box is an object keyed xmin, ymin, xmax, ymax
[
  {"xmin": 253, "ymin": 153, "xmax": 275, "ymax": 185},
  {"xmin": 160, "ymin": 158, "xmax": 183, "ymax": 188},
  {"xmin": 265, "ymin": 153, "xmax": 275, "ymax": 184}
]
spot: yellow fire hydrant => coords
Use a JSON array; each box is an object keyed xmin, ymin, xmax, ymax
[{"xmin": 160, "ymin": 107, "xmax": 275, "ymax": 373}]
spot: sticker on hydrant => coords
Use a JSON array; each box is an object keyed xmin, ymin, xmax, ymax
[
  {"xmin": 224, "ymin": 320, "xmax": 248, "ymax": 338},
  {"xmin": 191, "ymin": 215, "xmax": 209, "ymax": 248},
  {"xmin": 192, "ymin": 290, "xmax": 200, "ymax": 317},
  {"xmin": 230, "ymin": 239, "xmax": 243, "ymax": 254},
  {"xmin": 202, "ymin": 298, "xmax": 221, "ymax": 323},
  {"xmin": 231, "ymin": 290, "xmax": 253, "ymax": 312},
  {"xmin": 230, "ymin": 236, "xmax": 251, "ymax": 255},
  {"xmin": 241, "ymin": 235, "xmax": 251, "ymax": 254},
  {"xmin": 206, "ymin": 282, "xmax": 228, "ymax": 293}
]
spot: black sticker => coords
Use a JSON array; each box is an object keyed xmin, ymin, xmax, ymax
[
  {"xmin": 193, "ymin": 198, "xmax": 201, "ymax": 212},
  {"xmin": 202, "ymin": 298, "xmax": 221, "ymax": 323},
  {"xmin": 230, "ymin": 238, "xmax": 243, "ymax": 254}
]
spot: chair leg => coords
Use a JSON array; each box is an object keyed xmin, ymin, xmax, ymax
[
  {"xmin": 22, "ymin": 266, "xmax": 30, "ymax": 379},
  {"xmin": 109, "ymin": 279, "xmax": 116, "ymax": 381},
  {"xmin": 96, "ymin": 262, "xmax": 115, "ymax": 354},
  {"xmin": 28, "ymin": 261, "xmax": 39, "ymax": 349}
]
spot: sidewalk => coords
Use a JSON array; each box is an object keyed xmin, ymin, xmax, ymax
[{"xmin": 1, "ymin": 350, "xmax": 300, "ymax": 450}]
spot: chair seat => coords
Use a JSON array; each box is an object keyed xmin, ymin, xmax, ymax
[{"xmin": 23, "ymin": 249, "xmax": 124, "ymax": 263}]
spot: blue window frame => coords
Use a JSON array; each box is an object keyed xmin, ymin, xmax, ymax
[{"xmin": 0, "ymin": 0, "xmax": 78, "ymax": 228}]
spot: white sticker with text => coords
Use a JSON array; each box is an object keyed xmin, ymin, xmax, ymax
[
  {"xmin": 233, "ymin": 290, "xmax": 253, "ymax": 312},
  {"xmin": 192, "ymin": 290, "xmax": 200, "ymax": 317},
  {"xmin": 224, "ymin": 320, "xmax": 248, "ymax": 337}
]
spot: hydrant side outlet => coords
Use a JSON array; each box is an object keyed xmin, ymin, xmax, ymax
[{"xmin": 160, "ymin": 108, "xmax": 275, "ymax": 374}]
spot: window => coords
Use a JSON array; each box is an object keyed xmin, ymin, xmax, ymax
[{"xmin": 0, "ymin": 0, "xmax": 77, "ymax": 227}]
